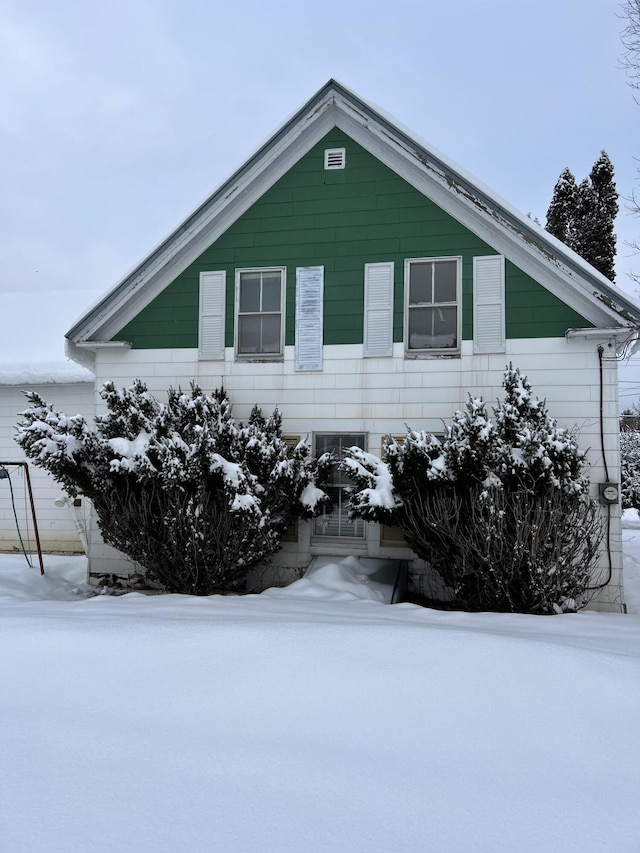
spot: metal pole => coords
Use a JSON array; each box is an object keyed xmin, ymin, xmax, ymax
[
  {"xmin": 0, "ymin": 461, "xmax": 45, "ymax": 575},
  {"xmin": 22, "ymin": 464, "xmax": 45, "ymax": 575}
]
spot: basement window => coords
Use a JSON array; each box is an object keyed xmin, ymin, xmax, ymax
[{"xmin": 324, "ymin": 148, "xmax": 346, "ymax": 170}]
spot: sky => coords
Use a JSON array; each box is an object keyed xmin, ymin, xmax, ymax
[{"xmin": 1, "ymin": 0, "xmax": 639, "ymax": 378}]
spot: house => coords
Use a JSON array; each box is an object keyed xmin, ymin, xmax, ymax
[
  {"xmin": 0, "ymin": 363, "xmax": 94, "ymax": 554},
  {"xmin": 65, "ymin": 80, "xmax": 640, "ymax": 610}
]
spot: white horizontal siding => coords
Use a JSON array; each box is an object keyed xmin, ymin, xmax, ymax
[
  {"xmin": 93, "ymin": 339, "xmax": 609, "ymax": 436},
  {"xmin": 90, "ymin": 336, "xmax": 624, "ymax": 611},
  {"xmin": 0, "ymin": 381, "xmax": 95, "ymax": 553}
]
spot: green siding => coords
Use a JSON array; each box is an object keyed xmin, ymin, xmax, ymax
[
  {"xmin": 114, "ymin": 128, "xmax": 591, "ymax": 349},
  {"xmin": 504, "ymin": 261, "xmax": 591, "ymax": 337}
]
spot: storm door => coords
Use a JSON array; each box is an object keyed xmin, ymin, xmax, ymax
[{"xmin": 313, "ymin": 434, "xmax": 366, "ymax": 539}]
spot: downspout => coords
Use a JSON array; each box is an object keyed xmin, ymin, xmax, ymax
[{"xmin": 585, "ymin": 345, "xmax": 612, "ymax": 591}]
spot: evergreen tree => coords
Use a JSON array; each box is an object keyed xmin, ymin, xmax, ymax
[
  {"xmin": 573, "ymin": 178, "xmax": 597, "ymax": 264},
  {"xmin": 545, "ymin": 167, "xmax": 577, "ymax": 245},
  {"xmin": 342, "ymin": 366, "xmax": 602, "ymax": 614},
  {"xmin": 588, "ymin": 151, "xmax": 618, "ymax": 281},
  {"xmin": 620, "ymin": 428, "xmax": 640, "ymax": 510},
  {"xmin": 16, "ymin": 381, "xmax": 328, "ymax": 594},
  {"xmin": 545, "ymin": 152, "xmax": 618, "ymax": 281}
]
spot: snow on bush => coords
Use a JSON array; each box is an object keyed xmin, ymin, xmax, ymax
[
  {"xmin": 16, "ymin": 381, "xmax": 328, "ymax": 594},
  {"xmin": 620, "ymin": 428, "xmax": 640, "ymax": 510},
  {"xmin": 343, "ymin": 365, "xmax": 602, "ymax": 614}
]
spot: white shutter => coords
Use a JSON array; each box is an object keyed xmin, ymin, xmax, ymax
[
  {"xmin": 199, "ymin": 271, "xmax": 226, "ymax": 360},
  {"xmin": 473, "ymin": 256, "xmax": 505, "ymax": 354},
  {"xmin": 364, "ymin": 262, "xmax": 394, "ymax": 357},
  {"xmin": 295, "ymin": 266, "xmax": 324, "ymax": 371}
]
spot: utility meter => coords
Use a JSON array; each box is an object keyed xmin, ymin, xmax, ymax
[{"xmin": 599, "ymin": 483, "xmax": 619, "ymax": 505}]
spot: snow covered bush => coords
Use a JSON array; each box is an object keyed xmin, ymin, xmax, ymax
[
  {"xmin": 343, "ymin": 366, "xmax": 602, "ymax": 614},
  {"xmin": 620, "ymin": 428, "xmax": 640, "ymax": 510},
  {"xmin": 16, "ymin": 381, "xmax": 328, "ymax": 594}
]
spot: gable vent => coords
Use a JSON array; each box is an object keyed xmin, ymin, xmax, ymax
[{"xmin": 324, "ymin": 147, "xmax": 346, "ymax": 170}]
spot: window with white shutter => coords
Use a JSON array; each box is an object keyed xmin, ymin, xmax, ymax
[
  {"xmin": 295, "ymin": 266, "xmax": 324, "ymax": 371},
  {"xmin": 364, "ymin": 262, "xmax": 394, "ymax": 357},
  {"xmin": 473, "ymin": 256, "xmax": 505, "ymax": 354},
  {"xmin": 199, "ymin": 271, "xmax": 226, "ymax": 360}
]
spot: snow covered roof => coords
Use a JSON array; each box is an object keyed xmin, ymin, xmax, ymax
[
  {"xmin": 0, "ymin": 361, "xmax": 94, "ymax": 386},
  {"xmin": 65, "ymin": 79, "xmax": 640, "ymax": 366}
]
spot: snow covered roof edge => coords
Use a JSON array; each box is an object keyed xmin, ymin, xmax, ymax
[{"xmin": 0, "ymin": 361, "xmax": 94, "ymax": 386}]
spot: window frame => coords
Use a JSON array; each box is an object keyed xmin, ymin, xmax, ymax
[
  {"xmin": 404, "ymin": 256, "xmax": 462, "ymax": 356},
  {"xmin": 234, "ymin": 267, "xmax": 286, "ymax": 360},
  {"xmin": 312, "ymin": 432, "xmax": 367, "ymax": 541}
]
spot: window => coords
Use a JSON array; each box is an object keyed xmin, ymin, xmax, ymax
[
  {"xmin": 313, "ymin": 434, "xmax": 366, "ymax": 539},
  {"xmin": 235, "ymin": 268, "xmax": 285, "ymax": 357},
  {"xmin": 405, "ymin": 257, "xmax": 461, "ymax": 353}
]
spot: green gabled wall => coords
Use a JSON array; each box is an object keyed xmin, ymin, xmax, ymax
[{"xmin": 113, "ymin": 128, "xmax": 591, "ymax": 349}]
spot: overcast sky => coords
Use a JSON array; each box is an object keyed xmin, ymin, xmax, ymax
[{"xmin": 1, "ymin": 0, "xmax": 639, "ymax": 387}]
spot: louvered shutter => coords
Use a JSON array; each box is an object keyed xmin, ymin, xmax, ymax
[
  {"xmin": 199, "ymin": 271, "xmax": 226, "ymax": 360},
  {"xmin": 295, "ymin": 266, "xmax": 324, "ymax": 371},
  {"xmin": 364, "ymin": 262, "xmax": 394, "ymax": 357},
  {"xmin": 473, "ymin": 256, "xmax": 505, "ymax": 354}
]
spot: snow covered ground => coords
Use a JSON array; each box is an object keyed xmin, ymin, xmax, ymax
[{"xmin": 1, "ymin": 534, "xmax": 639, "ymax": 852}]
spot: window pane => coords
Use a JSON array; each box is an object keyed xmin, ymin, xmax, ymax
[
  {"xmin": 340, "ymin": 434, "xmax": 366, "ymax": 451},
  {"xmin": 313, "ymin": 434, "xmax": 366, "ymax": 538},
  {"xmin": 262, "ymin": 274, "xmax": 282, "ymax": 311},
  {"xmin": 333, "ymin": 434, "xmax": 366, "ymax": 484},
  {"xmin": 260, "ymin": 314, "xmax": 281, "ymax": 353},
  {"xmin": 433, "ymin": 306, "xmax": 457, "ymax": 347},
  {"xmin": 409, "ymin": 306, "xmax": 457, "ymax": 349},
  {"xmin": 239, "ymin": 273, "xmax": 261, "ymax": 312},
  {"xmin": 313, "ymin": 486, "xmax": 364, "ymax": 538},
  {"xmin": 433, "ymin": 261, "xmax": 457, "ymax": 303},
  {"xmin": 314, "ymin": 486, "xmax": 341, "ymax": 536},
  {"xmin": 238, "ymin": 314, "xmax": 260, "ymax": 353},
  {"xmin": 317, "ymin": 434, "xmax": 341, "ymax": 459},
  {"xmin": 409, "ymin": 262, "xmax": 432, "ymax": 304}
]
